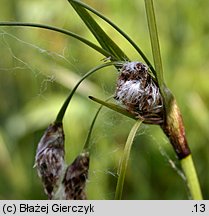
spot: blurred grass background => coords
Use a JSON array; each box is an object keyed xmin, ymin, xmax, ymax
[{"xmin": 0, "ymin": 0, "xmax": 209, "ymax": 199}]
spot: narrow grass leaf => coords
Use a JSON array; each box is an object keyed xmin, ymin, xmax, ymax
[
  {"xmin": 115, "ymin": 119, "xmax": 142, "ymax": 199},
  {"xmin": 69, "ymin": 0, "xmax": 156, "ymax": 75},
  {"xmin": 56, "ymin": 62, "xmax": 119, "ymax": 123},
  {"xmin": 0, "ymin": 22, "xmax": 112, "ymax": 58},
  {"xmin": 68, "ymin": 0, "xmax": 128, "ymax": 61},
  {"xmin": 89, "ymin": 96, "xmax": 139, "ymax": 121}
]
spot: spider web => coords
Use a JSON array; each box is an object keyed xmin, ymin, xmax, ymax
[{"xmin": 0, "ymin": 30, "xmax": 78, "ymax": 96}]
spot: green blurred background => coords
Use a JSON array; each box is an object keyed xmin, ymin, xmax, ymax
[{"xmin": 0, "ymin": 0, "xmax": 208, "ymax": 199}]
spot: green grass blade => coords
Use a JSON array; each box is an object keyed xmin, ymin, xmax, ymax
[
  {"xmin": 90, "ymin": 96, "xmax": 162, "ymax": 124},
  {"xmin": 115, "ymin": 119, "xmax": 142, "ymax": 199},
  {"xmin": 89, "ymin": 96, "xmax": 139, "ymax": 120},
  {"xmin": 69, "ymin": 0, "xmax": 156, "ymax": 75},
  {"xmin": 0, "ymin": 22, "xmax": 112, "ymax": 58},
  {"xmin": 68, "ymin": 0, "xmax": 129, "ymax": 61},
  {"xmin": 55, "ymin": 62, "xmax": 120, "ymax": 123}
]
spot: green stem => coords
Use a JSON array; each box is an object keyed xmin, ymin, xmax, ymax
[
  {"xmin": 55, "ymin": 62, "xmax": 120, "ymax": 123},
  {"xmin": 0, "ymin": 21, "xmax": 112, "ymax": 58},
  {"xmin": 144, "ymin": 0, "xmax": 164, "ymax": 88},
  {"xmin": 144, "ymin": 0, "xmax": 203, "ymax": 200},
  {"xmin": 181, "ymin": 155, "xmax": 203, "ymax": 200},
  {"xmin": 144, "ymin": 0, "xmax": 173, "ymax": 112},
  {"xmin": 144, "ymin": 0, "xmax": 173, "ymax": 114},
  {"xmin": 115, "ymin": 119, "xmax": 142, "ymax": 200},
  {"xmin": 83, "ymin": 104, "xmax": 103, "ymax": 151},
  {"xmin": 83, "ymin": 96, "xmax": 113, "ymax": 151}
]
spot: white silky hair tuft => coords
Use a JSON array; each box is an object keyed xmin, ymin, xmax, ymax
[{"xmin": 115, "ymin": 62, "xmax": 163, "ymax": 124}]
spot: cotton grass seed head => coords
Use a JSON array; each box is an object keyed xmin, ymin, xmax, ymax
[
  {"xmin": 62, "ymin": 152, "xmax": 90, "ymax": 200},
  {"xmin": 115, "ymin": 62, "xmax": 163, "ymax": 124},
  {"xmin": 34, "ymin": 122, "xmax": 65, "ymax": 199}
]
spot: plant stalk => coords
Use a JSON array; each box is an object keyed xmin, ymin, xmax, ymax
[
  {"xmin": 83, "ymin": 96, "xmax": 113, "ymax": 151},
  {"xmin": 56, "ymin": 62, "xmax": 119, "ymax": 123},
  {"xmin": 144, "ymin": 0, "xmax": 191, "ymax": 159},
  {"xmin": 181, "ymin": 155, "xmax": 203, "ymax": 200},
  {"xmin": 144, "ymin": 0, "xmax": 164, "ymax": 88},
  {"xmin": 144, "ymin": 0, "xmax": 202, "ymax": 199}
]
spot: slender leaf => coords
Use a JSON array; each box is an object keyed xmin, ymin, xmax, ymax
[
  {"xmin": 68, "ymin": 0, "xmax": 129, "ymax": 61},
  {"xmin": 89, "ymin": 96, "xmax": 138, "ymax": 120},
  {"xmin": 69, "ymin": 0, "xmax": 156, "ymax": 75},
  {"xmin": 56, "ymin": 62, "xmax": 120, "ymax": 123},
  {"xmin": 115, "ymin": 119, "xmax": 142, "ymax": 199},
  {"xmin": 0, "ymin": 22, "xmax": 112, "ymax": 58}
]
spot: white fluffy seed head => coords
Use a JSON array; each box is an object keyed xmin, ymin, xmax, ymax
[
  {"xmin": 115, "ymin": 61, "xmax": 163, "ymax": 124},
  {"xmin": 116, "ymin": 80, "xmax": 143, "ymax": 102}
]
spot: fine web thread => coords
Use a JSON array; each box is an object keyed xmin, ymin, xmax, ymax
[{"xmin": 0, "ymin": 30, "xmax": 82, "ymax": 95}]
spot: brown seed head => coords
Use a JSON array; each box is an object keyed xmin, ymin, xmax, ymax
[
  {"xmin": 34, "ymin": 122, "xmax": 65, "ymax": 199},
  {"xmin": 62, "ymin": 152, "xmax": 90, "ymax": 200}
]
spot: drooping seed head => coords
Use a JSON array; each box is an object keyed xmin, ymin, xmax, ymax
[
  {"xmin": 34, "ymin": 122, "xmax": 65, "ymax": 199},
  {"xmin": 62, "ymin": 152, "xmax": 90, "ymax": 200},
  {"xmin": 115, "ymin": 62, "xmax": 163, "ymax": 124}
]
